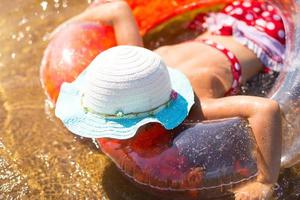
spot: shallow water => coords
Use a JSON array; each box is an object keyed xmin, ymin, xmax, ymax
[{"xmin": 0, "ymin": 0, "xmax": 300, "ymax": 199}]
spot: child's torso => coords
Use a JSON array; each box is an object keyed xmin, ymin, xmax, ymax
[
  {"xmin": 154, "ymin": 32, "xmax": 263, "ymax": 98},
  {"xmin": 154, "ymin": 40, "xmax": 232, "ymax": 98}
]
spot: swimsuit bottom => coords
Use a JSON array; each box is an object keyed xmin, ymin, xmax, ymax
[{"xmin": 194, "ymin": 39, "xmax": 242, "ymax": 96}]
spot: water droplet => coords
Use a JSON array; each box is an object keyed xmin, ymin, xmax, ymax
[
  {"xmin": 215, "ymin": 134, "xmax": 222, "ymax": 139},
  {"xmin": 11, "ymin": 53, "xmax": 16, "ymax": 59},
  {"xmin": 62, "ymin": 0, "xmax": 68, "ymax": 8},
  {"xmin": 40, "ymin": 1, "xmax": 48, "ymax": 11},
  {"xmin": 54, "ymin": 2, "xmax": 60, "ymax": 8},
  {"xmin": 18, "ymin": 17, "xmax": 28, "ymax": 26},
  {"xmin": 42, "ymin": 34, "xmax": 50, "ymax": 41},
  {"xmin": 17, "ymin": 31, "xmax": 24, "ymax": 41},
  {"xmin": 25, "ymin": 26, "xmax": 31, "ymax": 32}
]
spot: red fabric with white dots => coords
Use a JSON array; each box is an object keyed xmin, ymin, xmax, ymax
[
  {"xmin": 196, "ymin": 39, "xmax": 242, "ymax": 96},
  {"xmin": 188, "ymin": 0, "xmax": 286, "ymax": 72},
  {"xmin": 220, "ymin": 0, "xmax": 285, "ymax": 45}
]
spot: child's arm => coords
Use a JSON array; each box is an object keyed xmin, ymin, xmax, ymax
[
  {"xmin": 51, "ymin": 0, "xmax": 143, "ymax": 46},
  {"xmin": 201, "ymin": 96, "xmax": 282, "ymax": 185}
]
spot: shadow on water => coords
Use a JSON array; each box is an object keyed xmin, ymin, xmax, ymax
[
  {"xmin": 102, "ymin": 163, "xmax": 162, "ymax": 200},
  {"xmin": 0, "ymin": 0, "xmax": 300, "ymax": 199},
  {"xmin": 102, "ymin": 162, "xmax": 237, "ymax": 200}
]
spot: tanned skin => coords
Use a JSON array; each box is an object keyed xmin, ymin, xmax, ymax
[{"xmin": 52, "ymin": 1, "xmax": 282, "ymax": 199}]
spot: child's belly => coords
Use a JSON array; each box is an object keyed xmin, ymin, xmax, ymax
[{"xmin": 154, "ymin": 42, "xmax": 234, "ymax": 96}]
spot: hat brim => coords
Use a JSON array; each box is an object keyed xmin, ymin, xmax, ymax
[{"xmin": 55, "ymin": 67, "xmax": 194, "ymax": 139}]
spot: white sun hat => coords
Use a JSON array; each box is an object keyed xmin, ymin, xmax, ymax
[{"xmin": 55, "ymin": 45, "xmax": 194, "ymax": 139}]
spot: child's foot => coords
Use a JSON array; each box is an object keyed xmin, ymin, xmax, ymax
[{"xmin": 233, "ymin": 181, "xmax": 274, "ymax": 200}]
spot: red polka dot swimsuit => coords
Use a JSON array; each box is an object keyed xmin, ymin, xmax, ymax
[{"xmin": 188, "ymin": 0, "xmax": 286, "ymax": 95}]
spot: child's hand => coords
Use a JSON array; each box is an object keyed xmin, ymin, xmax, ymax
[{"xmin": 234, "ymin": 181, "xmax": 274, "ymax": 200}]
